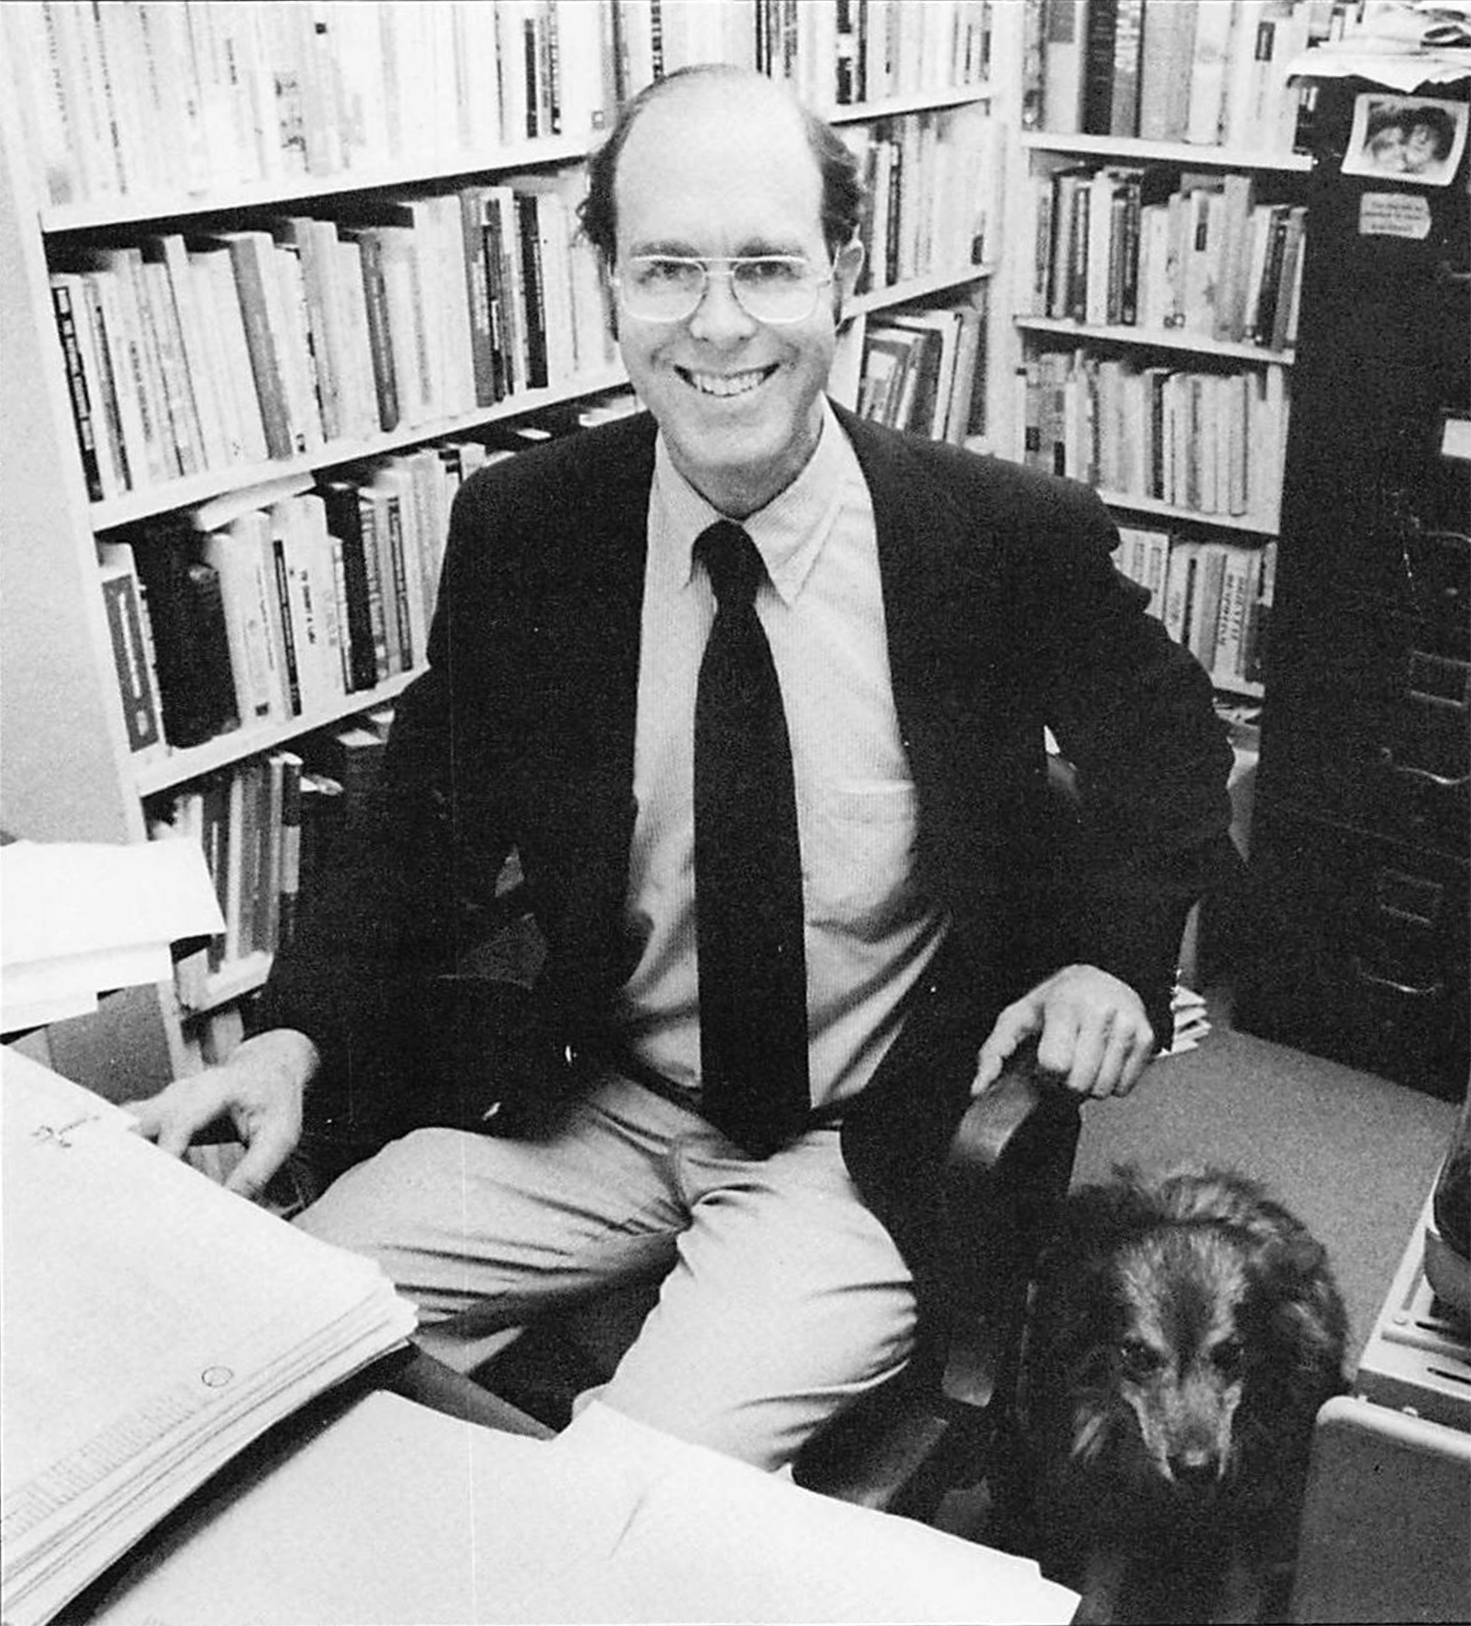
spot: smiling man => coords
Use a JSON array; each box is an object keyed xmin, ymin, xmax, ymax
[{"xmin": 131, "ymin": 67, "xmax": 1234, "ymax": 1471}]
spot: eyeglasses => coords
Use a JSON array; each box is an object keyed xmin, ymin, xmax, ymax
[{"xmin": 613, "ymin": 255, "xmax": 835, "ymax": 325}]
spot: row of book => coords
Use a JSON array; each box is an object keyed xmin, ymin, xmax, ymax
[
  {"xmin": 148, "ymin": 748, "xmax": 307, "ymax": 1012},
  {"xmin": 1019, "ymin": 349, "xmax": 1289, "ymax": 526},
  {"xmin": 49, "ymin": 171, "xmax": 612, "ymax": 501},
  {"xmin": 841, "ymin": 106, "xmax": 1001, "ymax": 296},
  {"xmin": 856, "ymin": 301, "xmax": 990, "ymax": 444},
  {"xmin": 1115, "ymin": 525, "xmax": 1277, "ymax": 698},
  {"xmin": 146, "ymin": 700, "xmax": 406, "ymax": 1013},
  {"xmin": 1023, "ymin": 0, "xmax": 1359, "ymax": 153},
  {"xmin": 6, "ymin": 0, "xmax": 993, "ymax": 210},
  {"xmin": 1024, "ymin": 166, "xmax": 1307, "ymax": 350},
  {"xmin": 99, "ymin": 442, "xmax": 495, "ymax": 759}
]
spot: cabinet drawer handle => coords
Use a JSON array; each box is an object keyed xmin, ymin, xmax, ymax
[
  {"xmin": 1351, "ymin": 959, "xmax": 1445, "ymax": 999},
  {"xmin": 1377, "ymin": 748, "xmax": 1471, "ymax": 791}
]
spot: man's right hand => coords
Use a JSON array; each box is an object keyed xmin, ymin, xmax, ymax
[{"xmin": 125, "ymin": 1028, "xmax": 318, "ymax": 1203}]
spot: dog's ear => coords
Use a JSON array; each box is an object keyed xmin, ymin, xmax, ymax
[{"xmin": 1253, "ymin": 1236, "xmax": 1350, "ymax": 1394}]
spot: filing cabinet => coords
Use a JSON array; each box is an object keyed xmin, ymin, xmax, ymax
[{"xmin": 1237, "ymin": 79, "xmax": 1469, "ymax": 1100}]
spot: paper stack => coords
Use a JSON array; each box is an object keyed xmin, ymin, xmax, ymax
[
  {"xmin": 0, "ymin": 840, "xmax": 226, "ymax": 1033},
  {"xmin": 0, "ymin": 1047, "xmax": 416, "ymax": 1626},
  {"xmin": 76, "ymin": 1391, "xmax": 1080, "ymax": 1625}
]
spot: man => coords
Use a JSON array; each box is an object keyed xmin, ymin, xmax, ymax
[{"xmin": 133, "ymin": 67, "xmax": 1234, "ymax": 1471}]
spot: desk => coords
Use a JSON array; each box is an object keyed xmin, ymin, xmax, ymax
[
  {"xmin": 59, "ymin": 1345, "xmax": 1080, "ymax": 1626},
  {"xmin": 53, "ymin": 1348, "xmax": 549, "ymax": 1625},
  {"xmin": 1289, "ymin": 1198, "xmax": 1471, "ymax": 1625}
]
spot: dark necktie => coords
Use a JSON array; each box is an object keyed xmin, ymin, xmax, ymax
[{"xmin": 693, "ymin": 520, "xmax": 810, "ymax": 1156}]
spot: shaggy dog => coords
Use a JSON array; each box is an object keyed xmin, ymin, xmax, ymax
[{"xmin": 1020, "ymin": 1167, "xmax": 1348, "ymax": 1625}]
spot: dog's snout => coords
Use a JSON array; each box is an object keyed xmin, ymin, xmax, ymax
[{"xmin": 1168, "ymin": 1450, "xmax": 1221, "ymax": 1491}]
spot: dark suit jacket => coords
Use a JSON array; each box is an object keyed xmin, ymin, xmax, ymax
[{"xmin": 261, "ymin": 404, "xmax": 1235, "ymax": 1264}]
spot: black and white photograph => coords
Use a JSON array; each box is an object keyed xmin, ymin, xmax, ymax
[
  {"xmin": 2, "ymin": 4, "xmax": 1467, "ymax": 1625},
  {"xmin": 1343, "ymin": 91, "xmax": 1469, "ymax": 184}
]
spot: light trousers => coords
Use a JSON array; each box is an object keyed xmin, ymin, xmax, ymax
[{"xmin": 294, "ymin": 1064, "xmax": 918, "ymax": 1470}]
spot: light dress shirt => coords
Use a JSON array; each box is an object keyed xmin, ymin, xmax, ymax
[{"xmin": 613, "ymin": 400, "xmax": 949, "ymax": 1113}]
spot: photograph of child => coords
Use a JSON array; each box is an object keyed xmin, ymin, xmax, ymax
[{"xmin": 1344, "ymin": 94, "xmax": 1468, "ymax": 186}]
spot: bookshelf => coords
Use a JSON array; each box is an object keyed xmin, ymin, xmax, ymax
[
  {"xmin": 0, "ymin": 0, "xmax": 1007, "ymax": 1094},
  {"xmin": 996, "ymin": 0, "xmax": 1356, "ymax": 706}
]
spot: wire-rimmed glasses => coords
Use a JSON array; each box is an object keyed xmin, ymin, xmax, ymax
[{"xmin": 612, "ymin": 254, "xmax": 836, "ymax": 325}]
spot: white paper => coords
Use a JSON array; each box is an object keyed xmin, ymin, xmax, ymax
[
  {"xmin": 0, "ymin": 1053, "xmax": 414, "ymax": 1626},
  {"xmin": 1, "ymin": 840, "xmax": 225, "ymax": 966},
  {"xmin": 82, "ymin": 1394, "xmax": 1079, "ymax": 1626}
]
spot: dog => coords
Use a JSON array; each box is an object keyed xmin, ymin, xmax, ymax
[{"xmin": 1019, "ymin": 1166, "xmax": 1348, "ymax": 1625}]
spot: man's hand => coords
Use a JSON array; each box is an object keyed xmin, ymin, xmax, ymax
[
  {"xmin": 972, "ymin": 965, "xmax": 1154, "ymax": 1100},
  {"xmin": 126, "ymin": 1028, "xmax": 318, "ymax": 1202}
]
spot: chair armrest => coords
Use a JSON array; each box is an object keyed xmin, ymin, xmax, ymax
[{"xmin": 938, "ymin": 1051, "xmax": 1081, "ymax": 1408}]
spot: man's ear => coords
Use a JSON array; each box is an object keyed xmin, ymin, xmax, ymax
[
  {"xmin": 832, "ymin": 238, "xmax": 865, "ymax": 318},
  {"xmin": 599, "ymin": 256, "xmax": 620, "ymax": 341}
]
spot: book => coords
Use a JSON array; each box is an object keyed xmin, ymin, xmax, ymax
[
  {"xmin": 197, "ymin": 525, "xmax": 279, "ymax": 729},
  {"xmin": 50, "ymin": 275, "xmax": 104, "ymax": 502},
  {"xmin": 0, "ymin": 1048, "xmax": 415, "ymax": 1626},
  {"xmin": 125, "ymin": 522, "xmax": 241, "ymax": 749},
  {"xmin": 1186, "ymin": 0, "xmax": 1235, "ymax": 146},
  {"xmin": 321, "ymin": 478, "xmax": 385, "ymax": 692},
  {"xmin": 95, "ymin": 541, "xmax": 166, "ymax": 764},
  {"xmin": 1079, "ymin": 0, "xmax": 1118, "ymax": 136},
  {"xmin": 187, "ymin": 240, "xmax": 271, "ymax": 465},
  {"xmin": 273, "ymin": 748, "xmax": 305, "ymax": 949},
  {"xmin": 1040, "ymin": 0, "xmax": 1087, "ymax": 135},
  {"xmin": 1138, "ymin": 0, "xmax": 1195, "ymax": 143},
  {"xmin": 1108, "ymin": 0, "xmax": 1143, "ymax": 138},
  {"xmin": 213, "ymin": 230, "xmax": 296, "ymax": 459}
]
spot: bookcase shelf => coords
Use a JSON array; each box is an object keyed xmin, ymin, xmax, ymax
[
  {"xmin": 33, "ymin": 134, "xmax": 603, "ymax": 236},
  {"xmin": 828, "ymin": 85, "xmax": 995, "ymax": 124},
  {"xmin": 1020, "ymin": 131, "xmax": 1312, "ymax": 173},
  {"xmin": 91, "ymin": 368, "xmax": 631, "ymax": 532},
  {"xmin": 853, "ymin": 264, "xmax": 997, "ymax": 318},
  {"xmin": 1096, "ymin": 492, "xmax": 1279, "ymax": 535},
  {"xmin": 1013, "ymin": 315, "xmax": 1292, "ymax": 366},
  {"xmin": 135, "ymin": 667, "xmax": 421, "ymax": 799}
]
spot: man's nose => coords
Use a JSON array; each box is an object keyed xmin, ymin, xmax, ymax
[{"xmin": 687, "ymin": 268, "xmax": 757, "ymax": 341}]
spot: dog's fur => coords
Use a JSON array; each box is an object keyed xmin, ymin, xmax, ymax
[{"xmin": 1020, "ymin": 1166, "xmax": 1348, "ymax": 1625}]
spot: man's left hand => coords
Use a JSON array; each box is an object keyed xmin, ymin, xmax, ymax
[{"xmin": 972, "ymin": 965, "xmax": 1154, "ymax": 1100}]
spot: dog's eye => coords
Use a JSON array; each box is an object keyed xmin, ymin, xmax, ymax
[
  {"xmin": 1118, "ymin": 1339, "xmax": 1160, "ymax": 1379},
  {"xmin": 1210, "ymin": 1339, "xmax": 1245, "ymax": 1379}
]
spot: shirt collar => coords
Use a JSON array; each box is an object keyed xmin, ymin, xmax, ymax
[{"xmin": 653, "ymin": 399, "xmax": 855, "ymax": 607}]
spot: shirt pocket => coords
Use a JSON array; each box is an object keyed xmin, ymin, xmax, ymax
[{"xmin": 805, "ymin": 781, "xmax": 923, "ymax": 938}]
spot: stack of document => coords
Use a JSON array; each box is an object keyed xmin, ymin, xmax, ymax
[
  {"xmin": 77, "ymin": 1392, "xmax": 1080, "ymax": 1625},
  {"xmin": 0, "ymin": 1048, "xmax": 416, "ymax": 1626},
  {"xmin": 0, "ymin": 840, "xmax": 225, "ymax": 1032}
]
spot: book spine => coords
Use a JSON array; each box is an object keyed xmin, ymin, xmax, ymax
[
  {"xmin": 96, "ymin": 550, "xmax": 166, "ymax": 758},
  {"xmin": 350, "ymin": 230, "xmax": 400, "ymax": 432},
  {"xmin": 136, "ymin": 530, "xmax": 241, "ymax": 747},
  {"xmin": 1109, "ymin": 0, "xmax": 1143, "ymax": 138},
  {"xmin": 51, "ymin": 278, "xmax": 103, "ymax": 502},
  {"xmin": 224, "ymin": 235, "xmax": 294, "ymax": 459},
  {"xmin": 270, "ymin": 528, "xmax": 303, "ymax": 718},
  {"xmin": 275, "ymin": 749, "xmax": 304, "ymax": 950},
  {"xmin": 515, "ymin": 194, "xmax": 549, "ymax": 391},
  {"xmin": 1080, "ymin": 0, "xmax": 1118, "ymax": 137},
  {"xmin": 322, "ymin": 482, "xmax": 380, "ymax": 692},
  {"xmin": 78, "ymin": 274, "xmax": 133, "ymax": 491}
]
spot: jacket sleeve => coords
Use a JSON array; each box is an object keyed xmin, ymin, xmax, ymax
[{"xmin": 250, "ymin": 472, "xmax": 522, "ymax": 1164}]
